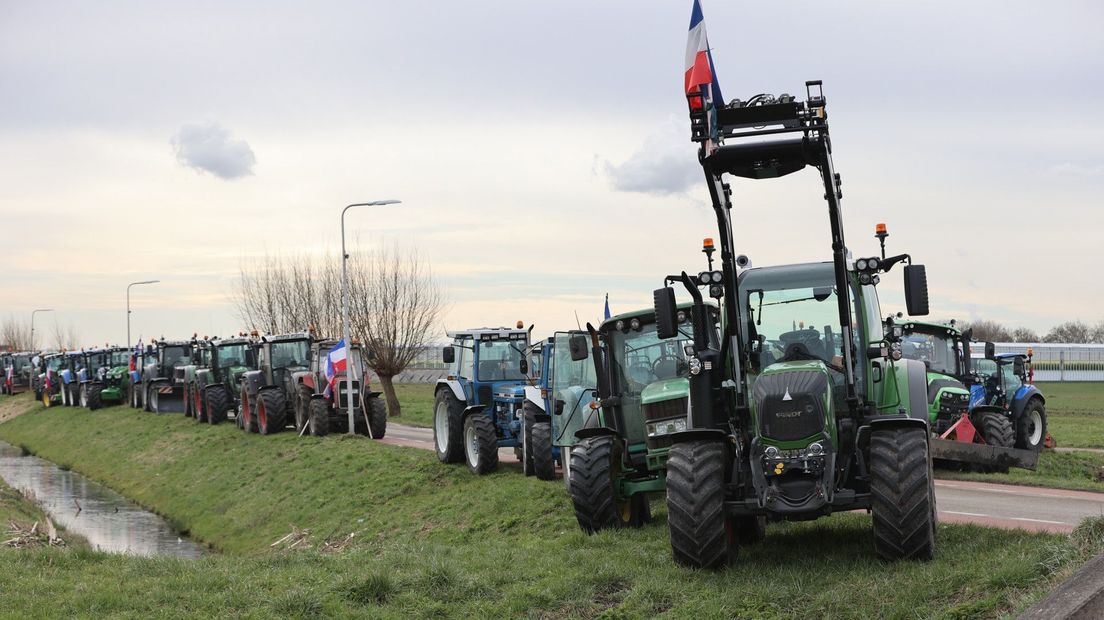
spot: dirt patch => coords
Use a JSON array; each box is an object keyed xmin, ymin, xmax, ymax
[{"xmin": 0, "ymin": 394, "xmax": 36, "ymax": 425}]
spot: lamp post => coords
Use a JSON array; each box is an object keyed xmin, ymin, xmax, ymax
[
  {"xmin": 30, "ymin": 308, "xmax": 53, "ymax": 351},
  {"xmin": 341, "ymin": 200, "xmax": 400, "ymax": 436},
  {"xmin": 127, "ymin": 280, "xmax": 160, "ymax": 347}
]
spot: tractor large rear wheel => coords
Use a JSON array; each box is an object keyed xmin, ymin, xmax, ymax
[
  {"xmin": 308, "ymin": 398, "xmax": 329, "ymax": 436},
  {"xmin": 666, "ymin": 439, "xmax": 731, "ymax": 569},
  {"xmin": 569, "ymin": 435, "xmax": 648, "ymax": 534},
  {"xmin": 192, "ymin": 383, "xmax": 208, "ymax": 423},
  {"xmin": 366, "ymin": 396, "xmax": 387, "ymax": 439},
  {"xmin": 257, "ymin": 390, "xmax": 287, "ymax": 435},
  {"xmin": 240, "ymin": 388, "xmax": 258, "ymax": 433},
  {"xmin": 294, "ymin": 387, "xmax": 312, "ymax": 434},
  {"xmin": 87, "ymin": 385, "xmax": 103, "ymax": 411},
  {"xmin": 530, "ymin": 419, "xmax": 556, "ymax": 481},
  {"xmin": 464, "ymin": 414, "xmax": 499, "ymax": 475},
  {"xmin": 1016, "ymin": 399, "xmax": 1047, "ymax": 452},
  {"xmin": 206, "ymin": 385, "xmax": 230, "ymax": 425},
  {"xmin": 870, "ymin": 426, "xmax": 936, "ymax": 561},
  {"xmin": 433, "ymin": 389, "xmax": 465, "ymax": 464}
]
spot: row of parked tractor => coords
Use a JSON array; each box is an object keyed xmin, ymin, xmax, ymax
[
  {"xmin": 0, "ymin": 73, "xmax": 1055, "ymax": 570},
  {"xmin": 1, "ymin": 331, "xmax": 387, "ymax": 439}
]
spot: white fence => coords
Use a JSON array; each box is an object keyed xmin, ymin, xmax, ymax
[{"xmin": 990, "ymin": 342, "xmax": 1104, "ymax": 382}]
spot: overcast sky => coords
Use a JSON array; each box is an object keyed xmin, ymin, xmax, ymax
[{"xmin": 1, "ymin": 1, "xmax": 1102, "ymax": 347}]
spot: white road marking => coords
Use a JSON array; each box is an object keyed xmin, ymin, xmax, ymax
[
  {"xmin": 944, "ymin": 511, "xmax": 990, "ymax": 517},
  {"xmin": 1010, "ymin": 517, "xmax": 1070, "ymax": 525},
  {"xmin": 936, "ymin": 482, "xmax": 1100, "ymax": 501}
]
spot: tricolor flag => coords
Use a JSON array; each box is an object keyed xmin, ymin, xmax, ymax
[
  {"xmin": 685, "ymin": 0, "xmax": 723, "ymax": 109},
  {"xmin": 6, "ymin": 365, "xmax": 13, "ymax": 389},
  {"xmin": 44, "ymin": 368, "xmax": 53, "ymax": 391},
  {"xmin": 323, "ymin": 339, "xmax": 348, "ymax": 399}
]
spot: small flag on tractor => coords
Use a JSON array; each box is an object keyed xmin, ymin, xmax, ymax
[
  {"xmin": 323, "ymin": 339, "xmax": 348, "ymax": 399},
  {"xmin": 685, "ymin": 0, "xmax": 723, "ymax": 109}
]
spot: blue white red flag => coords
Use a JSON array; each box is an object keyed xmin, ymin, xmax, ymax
[
  {"xmin": 44, "ymin": 368, "xmax": 53, "ymax": 391},
  {"xmin": 323, "ymin": 339, "xmax": 348, "ymax": 399},
  {"xmin": 685, "ymin": 0, "xmax": 723, "ymax": 109}
]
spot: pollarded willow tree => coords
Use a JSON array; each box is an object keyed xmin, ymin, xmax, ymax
[{"xmin": 232, "ymin": 243, "xmax": 445, "ymax": 417}]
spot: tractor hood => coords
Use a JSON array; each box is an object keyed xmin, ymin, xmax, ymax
[
  {"xmin": 925, "ymin": 371, "xmax": 968, "ymax": 404},
  {"xmin": 753, "ymin": 359, "xmax": 835, "ymax": 448},
  {"xmin": 641, "ymin": 377, "xmax": 690, "ymax": 405},
  {"xmin": 228, "ymin": 366, "xmax": 249, "ymax": 385}
]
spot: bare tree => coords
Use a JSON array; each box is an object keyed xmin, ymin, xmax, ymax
[
  {"xmin": 1009, "ymin": 327, "xmax": 1039, "ymax": 343},
  {"xmin": 51, "ymin": 322, "xmax": 81, "ymax": 351},
  {"xmin": 961, "ymin": 319, "xmax": 1012, "ymax": 342},
  {"xmin": 1, "ymin": 316, "xmax": 32, "ymax": 351},
  {"xmin": 1093, "ymin": 320, "xmax": 1104, "ymax": 345},
  {"xmin": 231, "ymin": 244, "xmax": 446, "ymax": 417},
  {"xmin": 348, "ymin": 244, "xmax": 445, "ymax": 418},
  {"xmin": 1044, "ymin": 320, "xmax": 1094, "ymax": 344}
]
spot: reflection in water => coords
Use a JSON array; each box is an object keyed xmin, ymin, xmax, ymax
[{"xmin": 0, "ymin": 441, "xmax": 204, "ymax": 557}]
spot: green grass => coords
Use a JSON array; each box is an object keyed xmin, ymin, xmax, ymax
[
  {"xmin": 1037, "ymin": 382, "xmax": 1104, "ymax": 449},
  {"xmin": 0, "ymin": 476, "xmax": 47, "ymax": 527},
  {"xmin": 388, "ymin": 383, "xmax": 436, "ymax": 428},
  {"xmin": 938, "ymin": 450, "xmax": 1104, "ymax": 492},
  {"xmin": 1, "ymin": 399, "xmax": 1100, "ymax": 617}
]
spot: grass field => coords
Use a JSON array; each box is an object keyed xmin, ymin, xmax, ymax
[
  {"xmin": 1038, "ymin": 382, "xmax": 1104, "ymax": 449},
  {"xmin": 389, "ymin": 383, "xmax": 436, "ymax": 428},
  {"xmin": 1, "ymin": 396, "xmax": 1101, "ymax": 618}
]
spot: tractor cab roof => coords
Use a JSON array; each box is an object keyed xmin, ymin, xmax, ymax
[
  {"xmin": 446, "ymin": 328, "xmax": 528, "ymax": 341},
  {"xmin": 600, "ymin": 300, "xmax": 708, "ymax": 332},
  {"xmin": 738, "ymin": 261, "xmax": 836, "ymax": 290},
  {"xmin": 214, "ymin": 337, "xmax": 254, "ymax": 347},
  {"xmin": 157, "ymin": 340, "xmax": 192, "ymax": 347},
  {"xmin": 263, "ymin": 332, "xmax": 311, "ymax": 344}
]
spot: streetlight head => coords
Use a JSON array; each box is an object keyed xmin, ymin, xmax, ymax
[{"xmin": 367, "ymin": 199, "xmax": 401, "ymax": 206}]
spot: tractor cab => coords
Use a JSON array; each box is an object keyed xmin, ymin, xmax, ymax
[
  {"xmin": 896, "ymin": 320, "xmax": 974, "ymax": 435},
  {"xmin": 256, "ymin": 333, "xmax": 312, "ymax": 390},
  {"xmin": 211, "ymin": 337, "xmax": 257, "ymax": 386}
]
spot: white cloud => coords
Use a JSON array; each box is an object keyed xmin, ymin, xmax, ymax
[
  {"xmin": 600, "ymin": 117, "xmax": 700, "ymax": 196},
  {"xmin": 171, "ymin": 122, "xmax": 256, "ymax": 179},
  {"xmin": 1048, "ymin": 162, "xmax": 1104, "ymax": 177}
]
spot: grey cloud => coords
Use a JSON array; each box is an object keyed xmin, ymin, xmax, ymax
[
  {"xmin": 601, "ymin": 118, "xmax": 700, "ymax": 196},
  {"xmin": 171, "ymin": 122, "xmax": 256, "ymax": 179},
  {"xmin": 1048, "ymin": 162, "xmax": 1104, "ymax": 177}
]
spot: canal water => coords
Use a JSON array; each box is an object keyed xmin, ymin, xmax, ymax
[{"xmin": 0, "ymin": 441, "xmax": 205, "ymax": 557}]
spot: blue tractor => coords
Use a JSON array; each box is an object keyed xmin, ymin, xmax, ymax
[
  {"xmin": 973, "ymin": 342, "xmax": 1049, "ymax": 452},
  {"xmin": 433, "ymin": 325, "xmax": 538, "ymax": 475}
]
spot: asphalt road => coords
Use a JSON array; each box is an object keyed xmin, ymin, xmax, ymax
[{"xmin": 383, "ymin": 423, "xmax": 1103, "ymax": 534}]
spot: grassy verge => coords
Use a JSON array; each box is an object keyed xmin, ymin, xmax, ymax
[
  {"xmin": 0, "ymin": 466, "xmax": 85, "ymax": 548},
  {"xmin": 388, "ymin": 383, "xmax": 435, "ymax": 428},
  {"xmin": 938, "ymin": 450, "xmax": 1104, "ymax": 492},
  {"xmin": 0, "ymin": 400, "xmax": 1101, "ymax": 617},
  {"xmin": 1038, "ymin": 382, "xmax": 1104, "ymax": 449}
]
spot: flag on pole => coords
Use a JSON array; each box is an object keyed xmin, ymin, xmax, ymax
[
  {"xmin": 323, "ymin": 339, "xmax": 348, "ymax": 399},
  {"xmin": 685, "ymin": 0, "xmax": 723, "ymax": 109},
  {"xmin": 603, "ymin": 294, "xmax": 611, "ymax": 321}
]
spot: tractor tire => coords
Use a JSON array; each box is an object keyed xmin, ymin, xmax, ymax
[
  {"xmin": 294, "ymin": 387, "xmax": 312, "ymax": 434},
  {"xmin": 129, "ymin": 382, "xmax": 140, "ymax": 409},
  {"xmin": 870, "ymin": 426, "xmax": 936, "ymax": 562},
  {"xmin": 79, "ymin": 384, "xmax": 89, "ymax": 408},
  {"xmin": 366, "ymin": 396, "xmax": 387, "ymax": 439},
  {"xmin": 433, "ymin": 389, "xmax": 465, "ymax": 464},
  {"xmin": 87, "ymin": 385, "xmax": 103, "ymax": 411},
  {"xmin": 530, "ymin": 420, "xmax": 556, "ymax": 481},
  {"xmin": 239, "ymin": 388, "xmax": 258, "ymax": 433},
  {"xmin": 308, "ymin": 398, "xmax": 329, "ymax": 436},
  {"xmin": 521, "ymin": 409, "xmax": 535, "ymax": 476},
  {"xmin": 206, "ymin": 385, "xmax": 230, "ymax": 425},
  {"xmin": 569, "ymin": 435, "xmax": 647, "ymax": 534},
  {"xmin": 973, "ymin": 410, "xmax": 1014, "ymax": 473},
  {"xmin": 68, "ymin": 383, "xmax": 79, "ymax": 407},
  {"xmin": 1016, "ymin": 399, "xmax": 1047, "ymax": 452},
  {"xmin": 192, "ymin": 383, "xmax": 207, "ymax": 423},
  {"xmin": 561, "ymin": 446, "xmax": 573, "ymax": 493},
  {"xmin": 183, "ymin": 383, "xmax": 193, "ymax": 418},
  {"xmin": 42, "ymin": 389, "xmax": 52, "ymax": 408},
  {"xmin": 665, "ymin": 439, "xmax": 731, "ymax": 569},
  {"xmin": 463, "ymin": 414, "xmax": 499, "ymax": 475},
  {"xmin": 257, "ymin": 390, "xmax": 287, "ymax": 435}
]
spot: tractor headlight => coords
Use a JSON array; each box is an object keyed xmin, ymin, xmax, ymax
[
  {"xmin": 807, "ymin": 442, "xmax": 824, "ymax": 456},
  {"xmin": 629, "ymin": 318, "xmax": 641, "ymax": 331},
  {"xmin": 867, "ymin": 257, "xmax": 880, "ymax": 271},
  {"xmin": 688, "ymin": 357, "xmax": 702, "ymax": 376},
  {"xmin": 764, "ymin": 446, "xmax": 780, "ymax": 459},
  {"xmin": 711, "ymin": 271, "xmax": 723, "ymax": 283},
  {"xmin": 615, "ymin": 320, "xmax": 625, "ymax": 331},
  {"xmin": 699, "ymin": 272, "xmax": 711, "ymax": 285},
  {"xmin": 646, "ymin": 417, "xmax": 687, "ymax": 438},
  {"xmin": 856, "ymin": 258, "xmax": 868, "ymax": 271}
]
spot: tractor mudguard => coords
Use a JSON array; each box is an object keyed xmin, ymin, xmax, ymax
[
  {"xmin": 970, "ymin": 404, "xmax": 1006, "ymax": 417},
  {"xmin": 1011, "ymin": 387, "xmax": 1044, "ymax": 420},
  {"xmin": 461, "ymin": 405, "xmax": 485, "ymax": 420},
  {"xmin": 436, "ymin": 379, "xmax": 466, "ymax": 403},
  {"xmin": 866, "ymin": 415, "xmax": 929, "ymax": 432},
  {"xmin": 574, "ymin": 427, "xmax": 618, "ymax": 442},
  {"xmin": 523, "ymin": 385, "xmax": 545, "ymax": 412},
  {"xmin": 667, "ymin": 428, "xmax": 728, "ymax": 445}
]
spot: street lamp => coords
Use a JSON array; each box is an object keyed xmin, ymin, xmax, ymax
[
  {"xmin": 341, "ymin": 200, "xmax": 401, "ymax": 436},
  {"xmin": 30, "ymin": 308, "xmax": 53, "ymax": 351},
  {"xmin": 127, "ymin": 280, "xmax": 160, "ymax": 346}
]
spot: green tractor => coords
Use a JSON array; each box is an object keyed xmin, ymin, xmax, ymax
[
  {"xmin": 642, "ymin": 80, "xmax": 939, "ymax": 568},
  {"xmin": 82, "ymin": 347, "xmax": 136, "ymax": 410},
  {"xmin": 189, "ymin": 336, "xmax": 256, "ymax": 425},
  {"xmin": 564, "ymin": 301, "xmax": 716, "ymax": 531}
]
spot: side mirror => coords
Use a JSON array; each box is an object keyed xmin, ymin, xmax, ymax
[
  {"xmin": 654, "ymin": 287, "xmax": 678, "ymax": 340},
  {"xmin": 1013, "ymin": 357, "xmax": 1025, "ymax": 377},
  {"xmin": 903, "ymin": 264, "xmax": 929, "ymax": 316},
  {"xmin": 442, "ymin": 346, "xmax": 455, "ymax": 364},
  {"xmin": 569, "ymin": 335, "xmax": 589, "ymax": 362},
  {"xmin": 519, "ymin": 358, "xmax": 528, "ymax": 375},
  {"xmin": 984, "ymin": 342, "xmax": 995, "ymax": 360}
]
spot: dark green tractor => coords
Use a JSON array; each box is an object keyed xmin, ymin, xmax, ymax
[
  {"xmin": 190, "ymin": 336, "xmax": 256, "ymax": 425},
  {"xmin": 82, "ymin": 347, "xmax": 136, "ymax": 410}
]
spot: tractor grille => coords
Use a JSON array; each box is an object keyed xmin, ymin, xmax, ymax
[
  {"xmin": 754, "ymin": 371, "xmax": 828, "ymax": 442},
  {"xmin": 337, "ymin": 380, "xmax": 361, "ymax": 409},
  {"xmin": 643, "ymin": 397, "xmax": 688, "ymax": 450}
]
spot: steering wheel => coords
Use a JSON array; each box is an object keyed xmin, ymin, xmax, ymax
[{"xmin": 651, "ymin": 354, "xmax": 681, "ymax": 378}]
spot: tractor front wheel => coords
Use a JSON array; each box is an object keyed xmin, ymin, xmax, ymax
[
  {"xmin": 308, "ymin": 398, "xmax": 329, "ymax": 436},
  {"xmin": 433, "ymin": 389, "xmax": 465, "ymax": 464},
  {"xmin": 257, "ymin": 390, "xmax": 287, "ymax": 435},
  {"xmin": 206, "ymin": 385, "xmax": 230, "ymax": 424},
  {"xmin": 870, "ymin": 426, "xmax": 937, "ymax": 561},
  {"xmin": 973, "ymin": 410, "xmax": 1014, "ymax": 473},
  {"xmin": 87, "ymin": 385, "xmax": 103, "ymax": 411},
  {"xmin": 1016, "ymin": 399, "xmax": 1047, "ymax": 452},
  {"xmin": 239, "ymin": 388, "xmax": 258, "ymax": 433},
  {"xmin": 366, "ymin": 396, "xmax": 387, "ymax": 439},
  {"xmin": 529, "ymin": 415, "xmax": 556, "ymax": 480},
  {"xmin": 463, "ymin": 414, "xmax": 498, "ymax": 475},
  {"xmin": 569, "ymin": 435, "xmax": 647, "ymax": 534},
  {"xmin": 665, "ymin": 439, "xmax": 731, "ymax": 568},
  {"xmin": 79, "ymin": 385, "xmax": 89, "ymax": 408},
  {"xmin": 193, "ymin": 383, "xmax": 208, "ymax": 423},
  {"xmin": 294, "ymin": 387, "xmax": 312, "ymax": 434}
]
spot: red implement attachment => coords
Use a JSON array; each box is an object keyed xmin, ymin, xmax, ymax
[{"xmin": 929, "ymin": 413, "xmax": 1039, "ymax": 471}]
